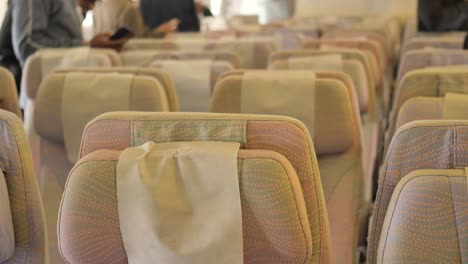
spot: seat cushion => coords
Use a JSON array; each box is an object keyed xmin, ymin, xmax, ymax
[{"xmin": 0, "ymin": 170, "xmax": 14, "ymax": 263}]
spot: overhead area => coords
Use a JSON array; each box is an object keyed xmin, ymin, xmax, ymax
[{"xmin": 0, "ymin": 0, "xmax": 466, "ymax": 263}]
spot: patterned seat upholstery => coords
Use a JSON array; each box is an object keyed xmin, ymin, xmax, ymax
[
  {"xmin": 121, "ymin": 50, "xmax": 241, "ymax": 69},
  {"xmin": 0, "ymin": 110, "xmax": 45, "ymax": 263},
  {"xmin": 396, "ymin": 49, "xmax": 468, "ymax": 85},
  {"xmin": 368, "ymin": 121, "xmax": 468, "ymax": 263},
  {"xmin": 377, "ymin": 169, "xmax": 467, "ymax": 264},
  {"xmin": 58, "ymin": 112, "xmax": 333, "ymax": 263},
  {"xmin": 0, "ymin": 67, "xmax": 21, "ymax": 118},
  {"xmin": 211, "ymin": 71, "xmax": 367, "ymax": 263},
  {"xmin": 55, "ymin": 67, "xmax": 179, "ymax": 111},
  {"xmin": 387, "ymin": 67, "xmax": 468, "ymax": 154},
  {"xmin": 33, "ymin": 72, "xmax": 170, "ymax": 263}
]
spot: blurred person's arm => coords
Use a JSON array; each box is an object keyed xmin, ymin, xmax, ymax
[{"xmin": 11, "ymin": 0, "xmax": 82, "ymax": 64}]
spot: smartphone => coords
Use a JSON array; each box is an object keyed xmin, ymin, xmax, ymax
[{"xmin": 110, "ymin": 27, "xmax": 134, "ymax": 40}]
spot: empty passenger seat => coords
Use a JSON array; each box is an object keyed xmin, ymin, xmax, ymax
[
  {"xmin": 368, "ymin": 121, "xmax": 468, "ymax": 263},
  {"xmin": 33, "ymin": 72, "xmax": 170, "ymax": 263},
  {"xmin": 377, "ymin": 169, "xmax": 467, "ymax": 263},
  {"xmin": 65, "ymin": 112, "xmax": 334, "ymax": 263},
  {"xmin": 0, "ymin": 67, "xmax": 21, "ymax": 117},
  {"xmin": 56, "ymin": 67, "xmax": 179, "ymax": 111},
  {"xmin": 0, "ymin": 110, "xmax": 46, "ymax": 263},
  {"xmin": 211, "ymin": 71, "xmax": 366, "ymax": 263}
]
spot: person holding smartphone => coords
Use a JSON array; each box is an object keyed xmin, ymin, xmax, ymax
[{"xmin": 10, "ymin": 0, "xmax": 129, "ymax": 65}]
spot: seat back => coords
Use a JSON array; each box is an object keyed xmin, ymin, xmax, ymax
[
  {"xmin": 56, "ymin": 67, "xmax": 179, "ymax": 111},
  {"xmin": 368, "ymin": 121, "xmax": 468, "ymax": 263},
  {"xmin": 396, "ymin": 93, "xmax": 468, "ymax": 130},
  {"xmin": 401, "ymin": 36, "xmax": 465, "ymax": 56},
  {"xmin": 303, "ymin": 39, "xmax": 384, "ymax": 78},
  {"xmin": 121, "ymin": 50, "xmax": 241, "ymax": 68},
  {"xmin": 211, "ymin": 71, "xmax": 367, "ymax": 262},
  {"xmin": 388, "ymin": 67, "xmax": 468, "ymax": 152},
  {"xmin": 269, "ymin": 57, "xmax": 372, "ymax": 115},
  {"xmin": 377, "ymin": 169, "xmax": 468, "ymax": 264},
  {"xmin": 75, "ymin": 112, "xmax": 334, "ymax": 263},
  {"xmin": 271, "ymin": 49, "xmax": 375, "ymax": 90},
  {"xmin": 126, "ymin": 39, "xmax": 276, "ymax": 69},
  {"xmin": 60, "ymin": 148, "xmax": 313, "ymax": 263},
  {"xmin": 33, "ymin": 72, "xmax": 170, "ymax": 263},
  {"xmin": 150, "ymin": 60, "xmax": 234, "ymax": 112},
  {"xmin": 396, "ymin": 49, "xmax": 468, "ymax": 84},
  {"xmin": 0, "ymin": 110, "xmax": 45, "ymax": 264},
  {"xmin": 0, "ymin": 67, "xmax": 21, "ymax": 117}
]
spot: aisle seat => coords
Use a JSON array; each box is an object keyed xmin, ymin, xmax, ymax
[
  {"xmin": 33, "ymin": 72, "xmax": 170, "ymax": 263},
  {"xmin": 211, "ymin": 71, "xmax": 367, "ymax": 263}
]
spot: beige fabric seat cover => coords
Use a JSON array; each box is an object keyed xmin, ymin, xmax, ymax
[
  {"xmin": 151, "ymin": 60, "xmax": 233, "ymax": 112},
  {"xmin": 21, "ymin": 48, "xmax": 122, "ymax": 178},
  {"xmin": 121, "ymin": 50, "xmax": 240, "ymax": 68},
  {"xmin": 0, "ymin": 110, "xmax": 46, "ymax": 263},
  {"xmin": 70, "ymin": 112, "xmax": 334, "ymax": 263},
  {"xmin": 396, "ymin": 93, "xmax": 468, "ymax": 130},
  {"xmin": 368, "ymin": 121, "xmax": 468, "ymax": 263},
  {"xmin": 56, "ymin": 67, "xmax": 179, "ymax": 111},
  {"xmin": 401, "ymin": 36, "xmax": 465, "ymax": 56},
  {"xmin": 271, "ymin": 49, "xmax": 375, "ymax": 93},
  {"xmin": 116, "ymin": 141, "xmax": 243, "ymax": 263},
  {"xmin": 211, "ymin": 71, "xmax": 366, "ymax": 263},
  {"xmin": 0, "ymin": 67, "xmax": 21, "ymax": 118},
  {"xmin": 388, "ymin": 67, "xmax": 468, "ymax": 153},
  {"xmin": 377, "ymin": 169, "xmax": 468, "ymax": 263},
  {"xmin": 33, "ymin": 73, "xmax": 170, "ymax": 264},
  {"xmin": 396, "ymin": 49, "xmax": 468, "ymax": 85}
]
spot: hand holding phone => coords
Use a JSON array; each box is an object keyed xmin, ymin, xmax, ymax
[{"xmin": 110, "ymin": 27, "xmax": 134, "ymax": 41}]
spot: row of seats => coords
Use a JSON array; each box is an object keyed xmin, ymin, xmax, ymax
[{"xmin": 0, "ymin": 15, "xmax": 466, "ymax": 264}]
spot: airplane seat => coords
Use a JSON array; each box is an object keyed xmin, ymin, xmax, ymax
[
  {"xmin": 55, "ymin": 67, "xmax": 179, "ymax": 111},
  {"xmin": 21, "ymin": 48, "xmax": 122, "ymax": 178},
  {"xmin": 68, "ymin": 112, "xmax": 335, "ymax": 263},
  {"xmin": 121, "ymin": 50, "xmax": 241, "ymax": 69},
  {"xmin": 0, "ymin": 110, "xmax": 46, "ymax": 263},
  {"xmin": 150, "ymin": 60, "xmax": 234, "ymax": 112},
  {"xmin": 387, "ymin": 66, "xmax": 468, "ymax": 154},
  {"xmin": 377, "ymin": 169, "xmax": 467, "ymax": 264},
  {"xmin": 0, "ymin": 67, "xmax": 21, "ymax": 118},
  {"xmin": 211, "ymin": 71, "xmax": 366, "ymax": 263},
  {"xmin": 33, "ymin": 72, "xmax": 170, "ymax": 263},
  {"xmin": 368, "ymin": 120, "xmax": 468, "ymax": 263}
]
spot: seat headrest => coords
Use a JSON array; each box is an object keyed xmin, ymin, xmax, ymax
[
  {"xmin": 34, "ymin": 73, "xmax": 170, "ymax": 159},
  {"xmin": 121, "ymin": 50, "xmax": 241, "ymax": 68},
  {"xmin": 397, "ymin": 93, "xmax": 468, "ymax": 130},
  {"xmin": 79, "ymin": 112, "xmax": 333, "ymax": 262},
  {"xmin": 59, "ymin": 149, "xmax": 312, "ymax": 263},
  {"xmin": 23, "ymin": 48, "xmax": 122, "ymax": 99},
  {"xmin": 369, "ymin": 120, "xmax": 468, "ymax": 263},
  {"xmin": 378, "ymin": 169, "xmax": 468, "ymax": 263},
  {"xmin": 211, "ymin": 72, "xmax": 358, "ymax": 155},
  {"xmin": 0, "ymin": 170, "xmax": 14, "ymax": 263},
  {"xmin": 55, "ymin": 67, "xmax": 179, "ymax": 111}
]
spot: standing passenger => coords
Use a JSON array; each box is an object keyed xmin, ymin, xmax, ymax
[{"xmin": 10, "ymin": 0, "xmax": 128, "ymax": 65}]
